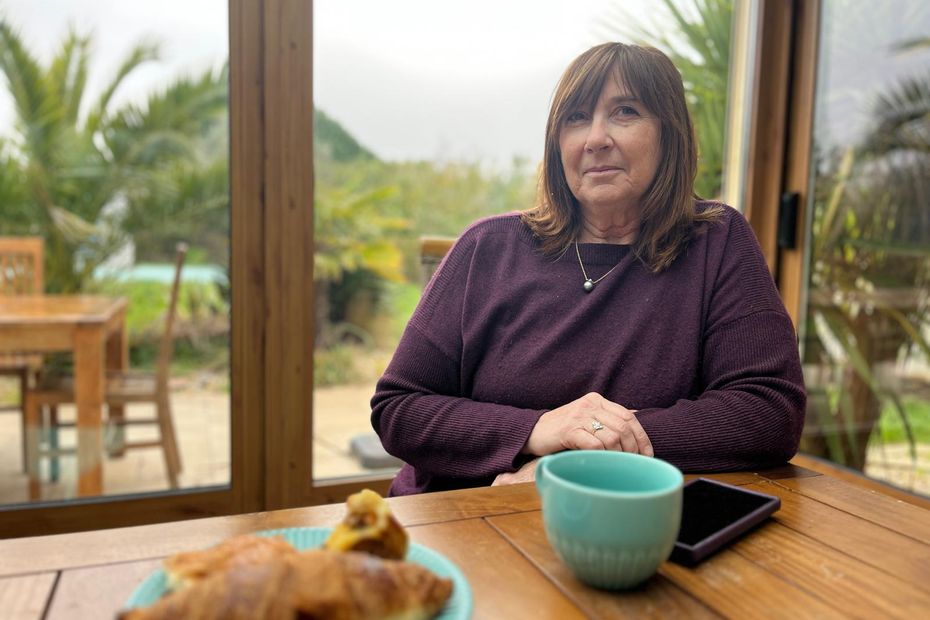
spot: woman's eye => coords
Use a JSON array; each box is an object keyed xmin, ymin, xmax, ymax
[
  {"xmin": 616, "ymin": 105, "xmax": 640, "ymax": 117},
  {"xmin": 565, "ymin": 111, "xmax": 588, "ymax": 124}
]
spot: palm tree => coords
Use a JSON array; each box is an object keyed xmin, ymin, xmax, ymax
[
  {"xmin": 803, "ymin": 39, "xmax": 930, "ymax": 469},
  {"xmin": 0, "ymin": 20, "xmax": 228, "ymax": 292},
  {"xmin": 599, "ymin": 0, "xmax": 731, "ymax": 199}
]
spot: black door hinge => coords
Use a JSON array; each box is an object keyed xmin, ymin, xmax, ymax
[{"xmin": 777, "ymin": 192, "xmax": 799, "ymax": 249}]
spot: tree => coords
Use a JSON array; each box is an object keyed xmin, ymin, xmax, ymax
[
  {"xmin": 599, "ymin": 0, "xmax": 731, "ymax": 199},
  {"xmin": 0, "ymin": 20, "xmax": 228, "ymax": 292}
]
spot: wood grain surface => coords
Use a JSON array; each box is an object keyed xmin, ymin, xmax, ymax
[
  {"xmin": 45, "ymin": 559, "xmax": 161, "ymax": 620},
  {"xmin": 2, "ymin": 465, "xmax": 928, "ymax": 619},
  {"xmin": 0, "ymin": 573, "xmax": 56, "ymax": 620},
  {"xmin": 410, "ymin": 519, "xmax": 587, "ymax": 620},
  {"xmin": 488, "ymin": 511, "xmax": 720, "ymax": 620}
]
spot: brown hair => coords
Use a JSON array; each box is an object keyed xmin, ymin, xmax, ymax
[{"xmin": 521, "ymin": 42, "xmax": 720, "ymax": 272}]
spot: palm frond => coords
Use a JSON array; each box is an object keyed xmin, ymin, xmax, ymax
[
  {"xmin": 84, "ymin": 39, "xmax": 161, "ymax": 135},
  {"xmin": 48, "ymin": 26, "xmax": 91, "ymax": 128},
  {"xmin": 881, "ymin": 390, "xmax": 917, "ymax": 462},
  {"xmin": 891, "ymin": 36, "xmax": 930, "ymax": 53},
  {"xmin": 103, "ymin": 65, "xmax": 227, "ymax": 166},
  {"xmin": 862, "ymin": 70, "xmax": 930, "ymax": 155},
  {"xmin": 0, "ymin": 20, "xmax": 50, "ymax": 128},
  {"xmin": 48, "ymin": 204, "xmax": 99, "ymax": 243},
  {"xmin": 815, "ymin": 309, "xmax": 879, "ymax": 462}
]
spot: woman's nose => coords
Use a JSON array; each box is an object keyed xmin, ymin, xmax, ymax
[{"xmin": 584, "ymin": 118, "xmax": 612, "ymax": 152}]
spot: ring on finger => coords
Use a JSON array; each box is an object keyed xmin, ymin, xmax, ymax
[{"xmin": 590, "ymin": 419, "xmax": 605, "ymax": 433}]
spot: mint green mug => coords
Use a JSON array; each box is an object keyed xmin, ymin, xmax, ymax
[{"xmin": 535, "ymin": 451, "xmax": 683, "ymax": 589}]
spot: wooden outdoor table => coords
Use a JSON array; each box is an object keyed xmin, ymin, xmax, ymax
[
  {"xmin": 0, "ymin": 295, "xmax": 128, "ymax": 498},
  {"xmin": 0, "ymin": 465, "xmax": 928, "ymax": 619}
]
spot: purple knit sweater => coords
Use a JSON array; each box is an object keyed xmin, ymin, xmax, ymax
[{"xmin": 371, "ymin": 203, "xmax": 806, "ymax": 495}]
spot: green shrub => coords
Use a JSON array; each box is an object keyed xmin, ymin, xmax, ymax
[
  {"xmin": 86, "ymin": 278, "xmax": 230, "ymax": 373},
  {"xmin": 384, "ymin": 281, "xmax": 422, "ymax": 343},
  {"xmin": 314, "ymin": 346, "xmax": 360, "ymax": 387},
  {"xmin": 877, "ymin": 397, "xmax": 930, "ymax": 444}
]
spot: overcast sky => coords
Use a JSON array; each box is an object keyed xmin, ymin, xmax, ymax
[
  {"xmin": 0, "ymin": 0, "xmax": 656, "ymax": 166},
  {"xmin": 0, "ymin": 0, "xmax": 228, "ymax": 124}
]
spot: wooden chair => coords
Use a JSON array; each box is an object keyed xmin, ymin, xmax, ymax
[
  {"xmin": 419, "ymin": 236, "xmax": 456, "ymax": 284},
  {"xmin": 24, "ymin": 244, "xmax": 187, "ymax": 498},
  {"xmin": 0, "ymin": 236, "xmax": 46, "ymax": 469},
  {"xmin": 0, "ymin": 237, "xmax": 44, "ymax": 296}
]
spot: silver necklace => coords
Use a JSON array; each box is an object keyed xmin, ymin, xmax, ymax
[{"xmin": 575, "ymin": 241, "xmax": 622, "ymax": 293}]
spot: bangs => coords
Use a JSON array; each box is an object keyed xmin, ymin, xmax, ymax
[
  {"xmin": 554, "ymin": 51, "xmax": 617, "ymax": 124},
  {"xmin": 553, "ymin": 46, "xmax": 653, "ymax": 126},
  {"xmin": 612, "ymin": 51, "xmax": 664, "ymax": 117}
]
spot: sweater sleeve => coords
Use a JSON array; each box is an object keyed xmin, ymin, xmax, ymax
[
  {"xmin": 636, "ymin": 212, "xmax": 807, "ymax": 471},
  {"xmin": 370, "ymin": 232, "xmax": 544, "ymax": 482}
]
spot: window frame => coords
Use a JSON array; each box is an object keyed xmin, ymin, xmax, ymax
[
  {"xmin": 726, "ymin": 0, "xmax": 820, "ymax": 326},
  {"xmin": 1, "ymin": 0, "xmax": 824, "ymax": 537}
]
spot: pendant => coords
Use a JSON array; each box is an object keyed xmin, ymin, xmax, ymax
[{"xmin": 583, "ymin": 279, "xmax": 595, "ymax": 293}]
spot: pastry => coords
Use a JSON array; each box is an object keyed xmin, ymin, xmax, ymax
[
  {"xmin": 118, "ymin": 491, "xmax": 450, "ymax": 619},
  {"xmin": 163, "ymin": 534, "xmax": 297, "ymax": 591},
  {"xmin": 325, "ymin": 489, "xmax": 408, "ymax": 560},
  {"xmin": 118, "ymin": 548, "xmax": 453, "ymax": 620}
]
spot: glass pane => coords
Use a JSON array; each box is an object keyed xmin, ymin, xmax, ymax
[
  {"xmin": 800, "ymin": 0, "xmax": 930, "ymax": 495},
  {"xmin": 311, "ymin": 0, "xmax": 734, "ymax": 481},
  {"xmin": 0, "ymin": 1, "xmax": 230, "ymax": 504}
]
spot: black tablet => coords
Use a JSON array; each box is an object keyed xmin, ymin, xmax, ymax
[{"xmin": 670, "ymin": 477, "xmax": 781, "ymax": 566}]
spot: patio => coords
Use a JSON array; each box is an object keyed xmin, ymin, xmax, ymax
[{"xmin": 0, "ymin": 377, "xmax": 385, "ymax": 504}]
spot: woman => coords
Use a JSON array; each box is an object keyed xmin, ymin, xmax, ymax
[{"xmin": 371, "ymin": 43, "xmax": 806, "ymax": 496}]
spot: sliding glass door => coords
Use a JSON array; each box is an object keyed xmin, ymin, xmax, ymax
[
  {"xmin": 0, "ymin": 0, "xmax": 232, "ymax": 507},
  {"xmin": 798, "ymin": 0, "xmax": 930, "ymax": 495}
]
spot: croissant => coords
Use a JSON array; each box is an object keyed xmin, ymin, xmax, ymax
[
  {"xmin": 118, "ymin": 548, "xmax": 453, "ymax": 620},
  {"xmin": 163, "ymin": 534, "xmax": 297, "ymax": 591}
]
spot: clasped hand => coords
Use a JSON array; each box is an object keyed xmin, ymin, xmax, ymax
[
  {"xmin": 523, "ymin": 392, "xmax": 653, "ymax": 457},
  {"xmin": 492, "ymin": 392, "xmax": 655, "ymax": 486},
  {"xmin": 492, "ymin": 393, "xmax": 653, "ymax": 487}
]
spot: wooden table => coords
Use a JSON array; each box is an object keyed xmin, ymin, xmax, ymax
[
  {"xmin": 1, "ymin": 465, "xmax": 928, "ymax": 618},
  {"xmin": 0, "ymin": 295, "xmax": 128, "ymax": 498}
]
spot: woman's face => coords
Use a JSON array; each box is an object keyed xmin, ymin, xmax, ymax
[{"xmin": 558, "ymin": 74, "xmax": 661, "ymax": 217}]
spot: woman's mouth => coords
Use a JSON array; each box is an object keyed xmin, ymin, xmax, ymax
[{"xmin": 585, "ymin": 166, "xmax": 622, "ymax": 176}]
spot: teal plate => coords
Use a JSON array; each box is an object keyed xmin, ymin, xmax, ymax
[{"xmin": 125, "ymin": 527, "xmax": 473, "ymax": 619}]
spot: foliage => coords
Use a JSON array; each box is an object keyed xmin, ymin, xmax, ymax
[
  {"xmin": 383, "ymin": 280, "xmax": 423, "ymax": 339},
  {"xmin": 123, "ymin": 156, "xmax": 230, "ymax": 266},
  {"xmin": 315, "ymin": 154, "xmax": 537, "ymax": 280},
  {"xmin": 89, "ymin": 277, "xmax": 226, "ymax": 337},
  {"xmin": 314, "ymin": 345, "xmax": 361, "ymax": 387},
  {"xmin": 802, "ymin": 28, "xmax": 930, "ymax": 470},
  {"xmin": 0, "ymin": 20, "xmax": 228, "ymax": 291},
  {"xmin": 312, "ymin": 134, "xmax": 536, "ymax": 350},
  {"xmin": 598, "ymin": 0, "xmax": 731, "ymax": 199},
  {"xmin": 877, "ymin": 397, "xmax": 930, "ymax": 444},
  {"xmin": 88, "ymin": 276, "xmax": 229, "ymax": 371},
  {"xmin": 313, "ymin": 184, "xmax": 408, "ymax": 285}
]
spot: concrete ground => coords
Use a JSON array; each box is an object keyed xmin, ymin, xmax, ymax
[{"xmin": 864, "ymin": 443, "xmax": 930, "ymax": 496}]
